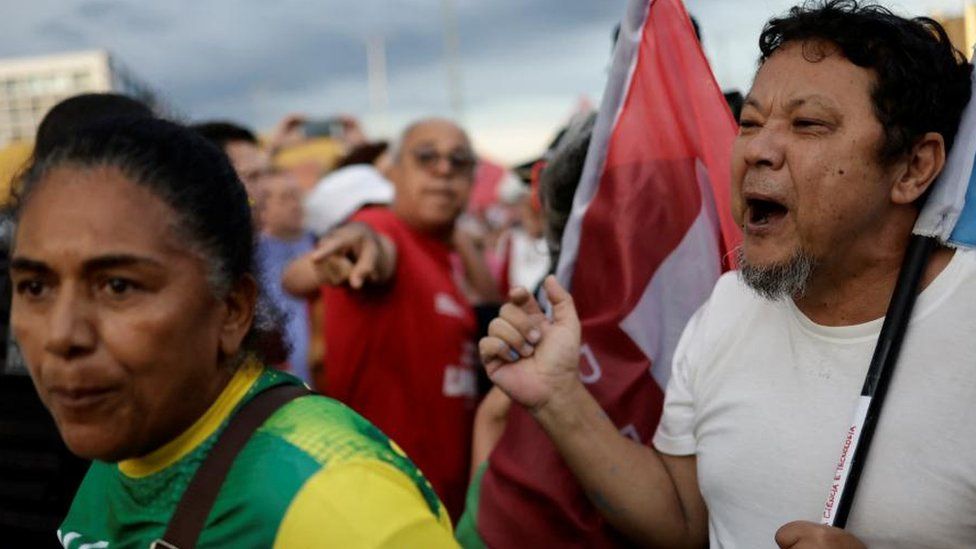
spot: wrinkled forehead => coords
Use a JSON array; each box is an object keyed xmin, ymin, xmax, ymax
[
  {"xmin": 15, "ymin": 165, "xmax": 186, "ymax": 256},
  {"xmin": 402, "ymin": 120, "xmax": 472, "ymax": 152},
  {"xmin": 761, "ymin": 38, "xmax": 844, "ymax": 66},
  {"xmin": 747, "ymin": 40, "xmax": 877, "ymax": 113}
]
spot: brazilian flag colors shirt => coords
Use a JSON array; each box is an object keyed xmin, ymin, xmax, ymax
[{"xmin": 57, "ymin": 360, "xmax": 456, "ymax": 548}]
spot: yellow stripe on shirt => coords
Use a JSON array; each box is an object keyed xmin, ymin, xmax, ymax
[{"xmin": 117, "ymin": 358, "xmax": 264, "ymax": 478}]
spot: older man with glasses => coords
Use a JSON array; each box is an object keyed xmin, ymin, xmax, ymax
[{"xmin": 283, "ymin": 118, "xmax": 486, "ymax": 521}]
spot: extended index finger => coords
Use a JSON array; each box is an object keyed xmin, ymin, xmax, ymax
[
  {"xmin": 348, "ymin": 235, "xmax": 379, "ymax": 289},
  {"xmin": 319, "ymin": 255, "xmax": 354, "ymax": 285},
  {"xmin": 311, "ymin": 228, "xmax": 358, "ymax": 262}
]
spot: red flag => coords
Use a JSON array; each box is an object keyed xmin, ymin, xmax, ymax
[{"xmin": 471, "ymin": 0, "xmax": 741, "ymax": 545}]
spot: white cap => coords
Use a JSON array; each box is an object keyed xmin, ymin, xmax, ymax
[{"xmin": 303, "ymin": 165, "xmax": 395, "ymax": 236}]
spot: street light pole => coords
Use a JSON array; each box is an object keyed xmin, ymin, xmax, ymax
[
  {"xmin": 366, "ymin": 34, "xmax": 390, "ymax": 136},
  {"xmin": 441, "ymin": 0, "xmax": 464, "ymax": 120}
]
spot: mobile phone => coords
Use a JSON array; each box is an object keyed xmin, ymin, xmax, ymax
[{"xmin": 303, "ymin": 118, "xmax": 345, "ymax": 138}]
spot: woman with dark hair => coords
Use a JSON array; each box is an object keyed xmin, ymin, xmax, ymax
[
  {"xmin": 0, "ymin": 92, "xmax": 155, "ymax": 544},
  {"xmin": 33, "ymin": 93, "xmax": 155, "ymax": 160},
  {"xmin": 10, "ymin": 117, "xmax": 455, "ymax": 547}
]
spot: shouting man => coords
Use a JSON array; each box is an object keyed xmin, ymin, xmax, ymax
[{"xmin": 480, "ymin": 1, "xmax": 976, "ymax": 547}]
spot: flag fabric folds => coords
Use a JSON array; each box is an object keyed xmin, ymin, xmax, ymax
[
  {"xmin": 914, "ymin": 62, "xmax": 976, "ymax": 248},
  {"xmin": 470, "ymin": 0, "xmax": 742, "ymax": 545}
]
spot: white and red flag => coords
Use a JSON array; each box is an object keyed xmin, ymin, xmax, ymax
[{"xmin": 472, "ymin": 0, "xmax": 742, "ymax": 545}]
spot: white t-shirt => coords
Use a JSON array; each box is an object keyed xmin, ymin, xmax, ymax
[{"xmin": 653, "ymin": 248, "xmax": 976, "ymax": 548}]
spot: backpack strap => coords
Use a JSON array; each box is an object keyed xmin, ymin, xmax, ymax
[{"xmin": 150, "ymin": 383, "xmax": 311, "ymax": 549}]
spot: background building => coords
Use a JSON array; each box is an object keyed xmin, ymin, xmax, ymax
[{"xmin": 0, "ymin": 49, "xmax": 159, "ymax": 146}]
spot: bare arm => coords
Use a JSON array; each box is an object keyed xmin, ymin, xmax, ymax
[
  {"xmin": 281, "ymin": 253, "xmax": 342, "ymax": 297},
  {"xmin": 470, "ymin": 386, "xmax": 511, "ymax": 477},
  {"xmin": 479, "ymin": 276, "xmax": 707, "ymax": 547},
  {"xmin": 282, "ymin": 222, "xmax": 397, "ymax": 297},
  {"xmin": 534, "ymin": 379, "xmax": 706, "ymax": 547}
]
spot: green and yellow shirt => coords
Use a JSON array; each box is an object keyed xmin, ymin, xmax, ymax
[{"xmin": 57, "ymin": 361, "xmax": 456, "ymax": 548}]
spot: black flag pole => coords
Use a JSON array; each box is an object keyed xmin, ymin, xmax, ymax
[{"xmin": 821, "ymin": 234, "xmax": 937, "ymax": 528}]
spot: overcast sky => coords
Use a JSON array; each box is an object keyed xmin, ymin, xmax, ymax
[{"xmin": 0, "ymin": 0, "xmax": 968, "ymax": 162}]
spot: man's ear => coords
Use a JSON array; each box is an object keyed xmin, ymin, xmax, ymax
[
  {"xmin": 219, "ymin": 274, "xmax": 257, "ymax": 358},
  {"xmin": 891, "ymin": 131, "xmax": 945, "ymax": 205}
]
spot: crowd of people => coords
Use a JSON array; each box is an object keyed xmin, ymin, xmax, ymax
[{"xmin": 2, "ymin": 0, "xmax": 976, "ymax": 547}]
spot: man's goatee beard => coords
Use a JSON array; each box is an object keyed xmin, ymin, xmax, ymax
[{"xmin": 736, "ymin": 247, "xmax": 818, "ymax": 300}]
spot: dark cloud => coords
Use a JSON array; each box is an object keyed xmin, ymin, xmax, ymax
[
  {"xmin": 1, "ymin": 0, "xmax": 961, "ymax": 159},
  {"xmin": 75, "ymin": 0, "xmax": 117, "ymax": 19},
  {"xmin": 34, "ymin": 19, "xmax": 89, "ymax": 47},
  {"xmin": 75, "ymin": 0, "xmax": 171, "ymax": 33},
  {"xmin": 147, "ymin": 0, "xmax": 626, "ymax": 127},
  {"xmin": 1, "ymin": 0, "xmax": 626, "ymax": 154}
]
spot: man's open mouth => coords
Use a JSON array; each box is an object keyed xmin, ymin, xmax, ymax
[{"xmin": 746, "ymin": 197, "xmax": 789, "ymax": 226}]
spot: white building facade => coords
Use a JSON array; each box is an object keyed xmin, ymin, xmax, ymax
[{"xmin": 0, "ymin": 50, "xmax": 158, "ymax": 146}]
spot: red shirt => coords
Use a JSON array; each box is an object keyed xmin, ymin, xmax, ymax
[{"xmin": 319, "ymin": 207, "xmax": 477, "ymax": 520}]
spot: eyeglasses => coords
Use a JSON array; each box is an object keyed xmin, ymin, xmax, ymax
[{"xmin": 410, "ymin": 148, "xmax": 477, "ymax": 176}]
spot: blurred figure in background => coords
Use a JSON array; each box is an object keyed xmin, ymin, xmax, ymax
[
  {"xmin": 271, "ymin": 115, "xmax": 369, "ymax": 193},
  {"xmin": 463, "ymin": 111, "xmax": 595, "ymax": 487},
  {"xmin": 299, "ymin": 141, "xmax": 397, "ymax": 386},
  {"xmin": 496, "ymin": 172, "xmax": 549, "ymax": 296},
  {"xmin": 283, "ymin": 117, "xmax": 493, "ymax": 520},
  {"xmin": 257, "ymin": 169, "xmax": 316, "ymax": 384},
  {"xmin": 466, "ymin": 160, "xmax": 523, "ymax": 289},
  {"xmin": 303, "ymin": 163, "xmax": 394, "ymax": 237},
  {"xmin": 333, "ymin": 140, "xmax": 392, "ymax": 172},
  {"xmin": 537, "ymin": 113, "xmax": 597, "ymax": 269},
  {"xmin": 192, "ymin": 121, "xmax": 272, "ymax": 219}
]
